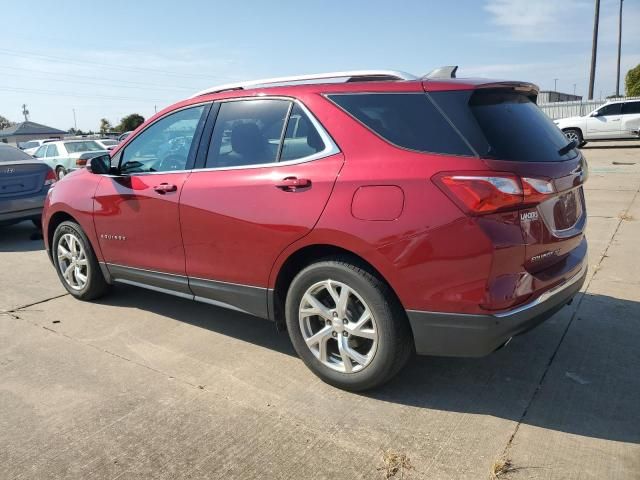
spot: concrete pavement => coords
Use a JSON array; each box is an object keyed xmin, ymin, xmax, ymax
[{"xmin": 1, "ymin": 141, "xmax": 639, "ymax": 479}]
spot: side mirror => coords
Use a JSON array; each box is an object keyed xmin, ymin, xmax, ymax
[
  {"xmin": 590, "ymin": 111, "xmax": 601, "ymax": 117},
  {"xmin": 86, "ymin": 154, "xmax": 113, "ymax": 174}
]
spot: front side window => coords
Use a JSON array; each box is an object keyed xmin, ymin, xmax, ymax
[
  {"xmin": 597, "ymin": 103, "xmax": 622, "ymax": 116},
  {"xmin": 33, "ymin": 146, "xmax": 46, "ymax": 158},
  {"xmin": 206, "ymin": 99, "xmax": 291, "ymax": 168},
  {"xmin": 327, "ymin": 93, "xmax": 473, "ymax": 156},
  {"xmin": 120, "ymin": 105, "xmax": 205, "ymax": 174},
  {"xmin": 622, "ymin": 101, "xmax": 640, "ymax": 115}
]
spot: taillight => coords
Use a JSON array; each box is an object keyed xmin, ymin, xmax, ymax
[
  {"xmin": 76, "ymin": 158, "xmax": 88, "ymax": 166},
  {"xmin": 433, "ymin": 172, "xmax": 555, "ymax": 215},
  {"xmin": 44, "ymin": 168, "xmax": 57, "ymax": 186}
]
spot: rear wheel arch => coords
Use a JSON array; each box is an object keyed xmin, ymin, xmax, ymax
[{"xmin": 271, "ymin": 244, "xmax": 405, "ymax": 327}]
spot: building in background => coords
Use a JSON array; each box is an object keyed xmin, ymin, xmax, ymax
[
  {"xmin": 0, "ymin": 121, "xmax": 67, "ymax": 147},
  {"xmin": 538, "ymin": 90, "xmax": 583, "ymax": 103}
]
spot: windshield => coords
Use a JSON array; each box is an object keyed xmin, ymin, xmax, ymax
[
  {"xmin": 64, "ymin": 141, "xmax": 103, "ymax": 153},
  {"xmin": 99, "ymin": 139, "xmax": 118, "ymax": 146}
]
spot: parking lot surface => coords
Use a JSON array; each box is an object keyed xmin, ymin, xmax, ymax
[{"xmin": 1, "ymin": 141, "xmax": 639, "ymax": 479}]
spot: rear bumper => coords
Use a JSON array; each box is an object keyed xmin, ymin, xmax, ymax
[{"xmin": 407, "ymin": 261, "xmax": 588, "ymax": 357}]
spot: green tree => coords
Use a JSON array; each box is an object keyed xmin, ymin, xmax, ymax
[
  {"xmin": 99, "ymin": 118, "xmax": 113, "ymax": 134},
  {"xmin": 625, "ymin": 64, "xmax": 640, "ymax": 97},
  {"xmin": 116, "ymin": 113, "xmax": 145, "ymax": 132},
  {"xmin": 0, "ymin": 115, "xmax": 15, "ymax": 130}
]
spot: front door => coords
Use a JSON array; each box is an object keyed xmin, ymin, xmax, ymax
[
  {"xmin": 180, "ymin": 99, "xmax": 343, "ymax": 317},
  {"xmin": 93, "ymin": 104, "xmax": 209, "ymax": 292},
  {"xmin": 585, "ymin": 103, "xmax": 623, "ymax": 138}
]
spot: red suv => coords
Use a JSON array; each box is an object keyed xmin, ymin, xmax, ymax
[{"xmin": 43, "ymin": 68, "xmax": 588, "ymax": 391}]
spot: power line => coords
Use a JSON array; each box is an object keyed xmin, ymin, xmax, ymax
[
  {"xmin": 0, "ymin": 69, "xmax": 194, "ymax": 93},
  {"xmin": 0, "ymin": 86, "xmax": 165, "ymax": 103},
  {"xmin": 0, "ymin": 64, "xmax": 199, "ymax": 91},
  {"xmin": 0, "ymin": 48, "xmax": 233, "ymax": 80}
]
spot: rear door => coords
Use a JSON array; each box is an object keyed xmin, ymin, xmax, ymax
[
  {"xmin": 180, "ymin": 98, "xmax": 343, "ymax": 316},
  {"xmin": 621, "ymin": 101, "xmax": 640, "ymax": 137},
  {"xmin": 585, "ymin": 103, "xmax": 623, "ymax": 138}
]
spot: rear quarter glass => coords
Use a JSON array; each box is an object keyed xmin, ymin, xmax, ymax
[
  {"xmin": 428, "ymin": 89, "xmax": 579, "ymax": 162},
  {"xmin": 326, "ymin": 93, "xmax": 474, "ymax": 156}
]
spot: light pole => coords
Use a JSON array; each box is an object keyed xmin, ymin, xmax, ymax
[
  {"xmin": 615, "ymin": 0, "xmax": 623, "ymax": 97},
  {"xmin": 588, "ymin": 0, "xmax": 601, "ymax": 100},
  {"xmin": 72, "ymin": 109, "xmax": 77, "ymax": 131},
  {"xmin": 573, "ymin": 83, "xmax": 577, "ymax": 96},
  {"xmin": 554, "ymin": 78, "xmax": 559, "ymax": 91}
]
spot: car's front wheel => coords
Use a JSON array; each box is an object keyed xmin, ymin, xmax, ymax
[
  {"xmin": 56, "ymin": 166, "xmax": 67, "ymax": 180},
  {"xmin": 285, "ymin": 257, "xmax": 413, "ymax": 391},
  {"xmin": 52, "ymin": 221, "xmax": 109, "ymax": 300},
  {"xmin": 563, "ymin": 128, "xmax": 585, "ymax": 147}
]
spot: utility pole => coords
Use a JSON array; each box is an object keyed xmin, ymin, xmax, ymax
[
  {"xmin": 21, "ymin": 104, "xmax": 29, "ymax": 121},
  {"xmin": 588, "ymin": 0, "xmax": 601, "ymax": 100},
  {"xmin": 554, "ymin": 78, "xmax": 559, "ymax": 91},
  {"xmin": 573, "ymin": 83, "xmax": 577, "ymax": 96},
  {"xmin": 72, "ymin": 109, "xmax": 77, "ymax": 131},
  {"xmin": 615, "ymin": 0, "xmax": 623, "ymax": 97}
]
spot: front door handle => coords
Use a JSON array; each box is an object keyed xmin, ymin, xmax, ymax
[
  {"xmin": 275, "ymin": 177, "xmax": 311, "ymax": 192},
  {"xmin": 153, "ymin": 183, "xmax": 177, "ymax": 194}
]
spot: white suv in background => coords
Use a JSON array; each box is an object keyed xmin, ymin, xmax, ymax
[{"xmin": 555, "ymin": 99, "xmax": 640, "ymax": 146}]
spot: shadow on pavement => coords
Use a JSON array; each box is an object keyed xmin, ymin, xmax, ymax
[
  {"xmin": 0, "ymin": 221, "xmax": 45, "ymax": 252},
  {"xmin": 582, "ymin": 143, "xmax": 640, "ymax": 149},
  {"xmin": 96, "ymin": 285, "xmax": 640, "ymax": 445}
]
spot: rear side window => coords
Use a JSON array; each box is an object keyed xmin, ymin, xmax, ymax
[
  {"xmin": 47, "ymin": 144, "xmax": 59, "ymax": 157},
  {"xmin": 430, "ymin": 90, "xmax": 578, "ymax": 162},
  {"xmin": 280, "ymin": 104, "xmax": 325, "ymax": 161},
  {"xmin": 622, "ymin": 101, "xmax": 640, "ymax": 115},
  {"xmin": 327, "ymin": 93, "xmax": 473, "ymax": 156},
  {"xmin": 206, "ymin": 99, "xmax": 290, "ymax": 168},
  {"xmin": 64, "ymin": 141, "xmax": 102, "ymax": 153}
]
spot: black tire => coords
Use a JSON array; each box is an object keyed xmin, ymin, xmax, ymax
[
  {"xmin": 56, "ymin": 166, "xmax": 67, "ymax": 180},
  {"xmin": 52, "ymin": 220, "xmax": 109, "ymax": 300},
  {"xmin": 563, "ymin": 128, "xmax": 585, "ymax": 147},
  {"xmin": 285, "ymin": 257, "xmax": 413, "ymax": 391}
]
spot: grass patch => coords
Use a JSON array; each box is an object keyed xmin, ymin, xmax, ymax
[
  {"xmin": 618, "ymin": 212, "xmax": 634, "ymax": 221},
  {"xmin": 378, "ymin": 450, "xmax": 413, "ymax": 479},
  {"xmin": 490, "ymin": 458, "xmax": 515, "ymax": 479}
]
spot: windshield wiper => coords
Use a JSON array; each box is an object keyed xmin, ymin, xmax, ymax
[{"xmin": 558, "ymin": 140, "xmax": 577, "ymax": 156}]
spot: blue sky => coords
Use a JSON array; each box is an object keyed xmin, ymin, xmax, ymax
[{"xmin": 1, "ymin": 0, "xmax": 638, "ymax": 131}]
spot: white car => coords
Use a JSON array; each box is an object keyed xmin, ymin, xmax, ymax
[
  {"xmin": 94, "ymin": 138, "xmax": 118, "ymax": 150},
  {"xmin": 555, "ymin": 99, "xmax": 640, "ymax": 146},
  {"xmin": 20, "ymin": 138, "xmax": 59, "ymax": 156},
  {"xmin": 32, "ymin": 140, "xmax": 107, "ymax": 179}
]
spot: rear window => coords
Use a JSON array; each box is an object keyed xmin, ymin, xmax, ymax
[
  {"xmin": 64, "ymin": 141, "xmax": 103, "ymax": 153},
  {"xmin": 0, "ymin": 144, "xmax": 33, "ymax": 162},
  {"xmin": 430, "ymin": 90, "xmax": 578, "ymax": 162},
  {"xmin": 327, "ymin": 93, "xmax": 473, "ymax": 156}
]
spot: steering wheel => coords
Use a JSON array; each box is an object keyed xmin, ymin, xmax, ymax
[{"xmin": 157, "ymin": 154, "xmax": 186, "ymax": 172}]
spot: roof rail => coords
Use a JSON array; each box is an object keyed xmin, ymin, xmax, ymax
[
  {"xmin": 190, "ymin": 70, "xmax": 418, "ymax": 98},
  {"xmin": 423, "ymin": 65, "xmax": 458, "ymax": 80}
]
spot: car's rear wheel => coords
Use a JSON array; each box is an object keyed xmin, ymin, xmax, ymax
[
  {"xmin": 52, "ymin": 221, "xmax": 109, "ymax": 300},
  {"xmin": 56, "ymin": 166, "xmax": 67, "ymax": 180},
  {"xmin": 563, "ymin": 128, "xmax": 585, "ymax": 147},
  {"xmin": 285, "ymin": 257, "xmax": 413, "ymax": 391}
]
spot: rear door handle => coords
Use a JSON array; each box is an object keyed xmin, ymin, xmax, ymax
[
  {"xmin": 153, "ymin": 183, "xmax": 177, "ymax": 194},
  {"xmin": 275, "ymin": 177, "xmax": 311, "ymax": 192}
]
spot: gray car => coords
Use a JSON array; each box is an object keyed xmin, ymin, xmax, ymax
[{"xmin": 0, "ymin": 144, "xmax": 56, "ymax": 228}]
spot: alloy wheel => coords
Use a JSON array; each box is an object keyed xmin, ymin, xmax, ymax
[
  {"xmin": 57, "ymin": 233, "xmax": 88, "ymax": 290},
  {"xmin": 299, "ymin": 280, "xmax": 378, "ymax": 373},
  {"xmin": 564, "ymin": 130, "xmax": 580, "ymax": 143}
]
